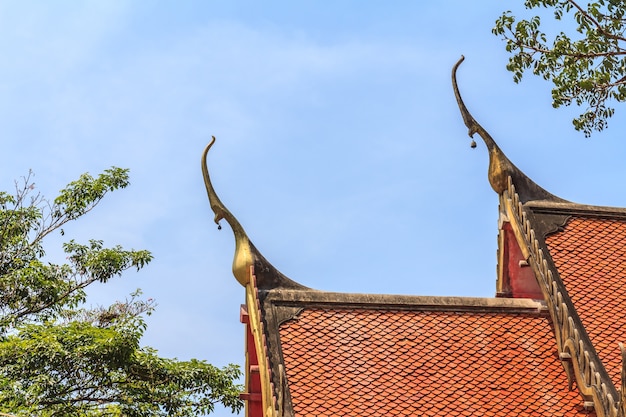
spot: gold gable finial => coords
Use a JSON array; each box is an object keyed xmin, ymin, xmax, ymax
[
  {"xmin": 202, "ymin": 137, "xmax": 308, "ymax": 291},
  {"xmin": 202, "ymin": 137, "xmax": 253, "ymax": 287},
  {"xmin": 452, "ymin": 56, "xmax": 563, "ymax": 203},
  {"xmin": 452, "ymin": 56, "xmax": 512, "ymax": 195}
]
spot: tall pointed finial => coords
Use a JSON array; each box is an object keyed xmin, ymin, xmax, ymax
[
  {"xmin": 202, "ymin": 137, "xmax": 254, "ymax": 287},
  {"xmin": 452, "ymin": 56, "xmax": 564, "ymax": 203},
  {"xmin": 202, "ymin": 138, "xmax": 307, "ymax": 290},
  {"xmin": 452, "ymin": 56, "xmax": 514, "ymax": 195}
]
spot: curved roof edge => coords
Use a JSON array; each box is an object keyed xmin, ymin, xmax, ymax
[
  {"xmin": 201, "ymin": 137, "xmax": 307, "ymax": 291},
  {"xmin": 452, "ymin": 56, "xmax": 566, "ymax": 204}
]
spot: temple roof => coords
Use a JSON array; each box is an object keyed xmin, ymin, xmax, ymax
[
  {"xmin": 203, "ymin": 57, "xmax": 626, "ymax": 417},
  {"xmin": 264, "ymin": 292, "xmax": 591, "ymax": 417},
  {"xmin": 281, "ymin": 311, "xmax": 586, "ymax": 416},
  {"xmin": 545, "ymin": 215, "xmax": 626, "ymax": 388}
]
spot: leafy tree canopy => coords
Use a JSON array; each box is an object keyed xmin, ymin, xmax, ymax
[
  {"xmin": 493, "ymin": 0, "xmax": 626, "ymax": 136},
  {"xmin": 0, "ymin": 169, "xmax": 242, "ymax": 416}
]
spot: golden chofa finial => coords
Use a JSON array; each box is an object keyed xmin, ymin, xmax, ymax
[
  {"xmin": 452, "ymin": 56, "xmax": 563, "ymax": 203},
  {"xmin": 202, "ymin": 138, "xmax": 308, "ymax": 291},
  {"xmin": 452, "ymin": 56, "xmax": 511, "ymax": 195},
  {"xmin": 202, "ymin": 137, "xmax": 254, "ymax": 287}
]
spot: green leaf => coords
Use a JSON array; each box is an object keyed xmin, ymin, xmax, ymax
[{"xmin": 494, "ymin": 0, "xmax": 626, "ymax": 135}]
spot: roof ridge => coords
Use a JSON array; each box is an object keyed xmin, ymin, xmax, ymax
[
  {"xmin": 262, "ymin": 289, "xmax": 547, "ymax": 314},
  {"xmin": 525, "ymin": 200, "xmax": 626, "ymax": 219}
]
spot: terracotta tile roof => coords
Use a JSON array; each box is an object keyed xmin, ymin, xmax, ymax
[
  {"xmin": 545, "ymin": 216, "xmax": 626, "ymax": 387},
  {"xmin": 278, "ymin": 308, "xmax": 592, "ymax": 416}
]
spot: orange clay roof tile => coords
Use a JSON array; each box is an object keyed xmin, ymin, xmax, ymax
[
  {"xmin": 546, "ymin": 216, "xmax": 626, "ymax": 387},
  {"xmin": 278, "ymin": 308, "xmax": 594, "ymax": 416}
]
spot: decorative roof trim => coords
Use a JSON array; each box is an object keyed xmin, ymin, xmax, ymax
[
  {"xmin": 452, "ymin": 56, "xmax": 564, "ymax": 204},
  {"xmin": 243, "ymin": 267, "xmax": 281, "ymax": 417},
  {"xmin": 202, "ymin": 138, "xmax": 307, "ymax": 291},
  {"xmin": 503, "ymin": 175, "xmax": 622, "ymax": 417}
]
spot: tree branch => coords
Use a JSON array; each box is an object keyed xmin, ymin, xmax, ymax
[{"xmin": 568, "ymin": 0, "xmax": 626, "ymax": 43}]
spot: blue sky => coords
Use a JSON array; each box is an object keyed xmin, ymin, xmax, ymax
[{"xmin": 2, "ymin": 2, "xmax": 626, "ymax": 415}]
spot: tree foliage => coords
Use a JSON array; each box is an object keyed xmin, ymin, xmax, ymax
[
  {"xmin": 0, "ymin": 170, "xmax": 243, "ymax": 416},
  {"xmin": 493, "ymin": 0, "xmax": 626, "ymax": 136}
]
